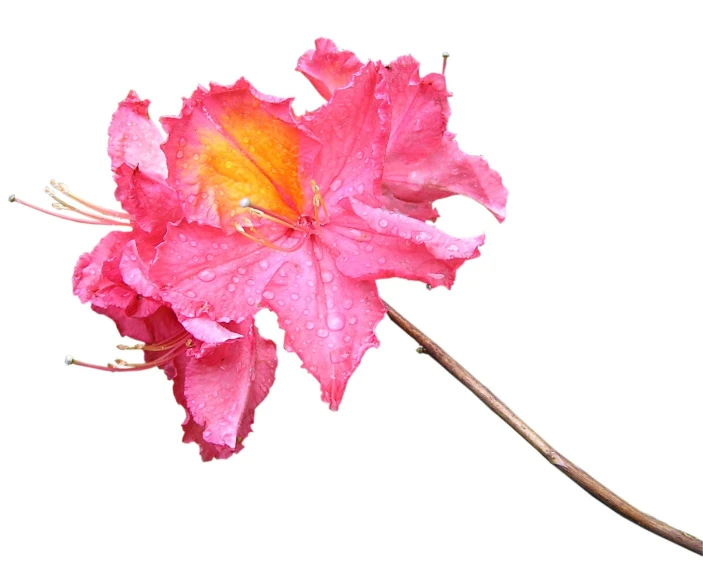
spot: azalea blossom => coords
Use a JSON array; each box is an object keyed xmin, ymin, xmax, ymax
[
  {"xmin": 10, "ymin": 39, "xmax": 507, "ymax": 458},
  {"xmin": 135, "ymin": 57, "xmax": 498, "ymax": 410}
]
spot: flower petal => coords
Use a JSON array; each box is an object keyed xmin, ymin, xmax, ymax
[
  {"xmin": 301, "ymin": 62, "xmax": 389, "ymax": 211},
  {"xmin": 261, "ymin": 239, "xmax": 384, "ymax": 410},
  {"xmin": 114, "ymin": 164, "xmax": 181, "ymax": 233},
  {"xmin": 148, "ymin": 221, "xmax": 294, "ymax": 323},
  {"xmin": 161, "ymin": 79, "xmax": 318, "ymax": 233},
  {"xmin": 73, "ymin": 231, "xmax": 160, "ymax": 317},
  {"xmin": 108, "ymin": 91, "xmax": 167, "ymax": 179},
  {"xmin": 296, "ymin": 38, "xmax": 364, "ymax": 101},
  {"xmin": 381, "ymin": 57, "xmax": 508, "ymax": 221},
  {"xmin": 180, "ymin": 315, "xmax": 241, "ymax": 345},
  {"xmin": 318, "ymin": 198, "xmax": 484, "ymax": 289},
  {"xmin": 181, "ymin": 318, "xmax": 277, "ymax": 456}
]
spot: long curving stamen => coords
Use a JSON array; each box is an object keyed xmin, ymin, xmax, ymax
[
  {"xmin": 239, "ymin": 197, "xmax": 311, "ymax": 233},
  {"xmin": 50, "ymin": 180, "xmax": 129, "ymax": 219},
  {"xmin": 66, "ymin": 337, "xmax": 192, "ymax": 373},
  {"xmin": 117, "ymin": 331, "xmax": 191, "ymax": 352},
  {"xmin": 9, "ymin": 195, "xmax": 130, "ymax": 226},
  {"xmin": 234, "ymin": 222, "xmax": 308, "ymax": 253}
]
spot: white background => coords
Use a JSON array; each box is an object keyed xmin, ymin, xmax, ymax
[{"xmin": 1, "ymin": 0, "xmax": 701, "ymax": 578}]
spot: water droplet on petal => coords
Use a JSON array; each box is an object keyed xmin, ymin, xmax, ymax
[
  {"xmin": 321, "ymin": 271, "xmax": 334, "ymax": 283},
  {"xmin": 447, "ymin": 244, "xmax": 459, "ymax": 252},
  {"xmin": 246, "ymin": 297, "xmax": 255, "ymax": 306},
  {"xmin": 378, "ymin": 219, "xmax": 388, "ymax": 228},
  {"xmin": 305, "ymin": 322, "xmax": 315, "ymax": 330},
  {"xmin": 342, "ymin": 299, "xmax": 353, "ymax": 310},
  {"xmin": 316, "ymin": 328, "xmax": 329, "ymax": 338},
  {"xmin": 259, "ymin": 260, "xmax": 269, "ymax": 270},
  {"xmin": 262, "ymin": 290, "xmax": 275, "ymax": 300},
  {"xmin": 185, "ymin": 290, "xmax": 196, "ymax": 298},
  {"xmin": 227, "ymin": 283, "xmax": 236, "ymax": 292},
  {"xmin": 197, "ymin": 268, "xmax": 216, "ymax": 282},
  {"xmin": 327, "ymin": 313, "xmax": 346, "ymax": 331},
  {"xmin": 178, "ymin": 233, "xmax": 187, "ymax": 242},
  {"xmin": 330, "ymin": 179, "xmax": 342, "ymax": 191}
]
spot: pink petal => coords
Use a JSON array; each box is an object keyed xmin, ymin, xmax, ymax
[
  {"xmin": 160, "ymin": 79, "xmax": 318, "ymax": 234},
  {"xmin": 93, "ymin": 304, "xmax": 184, "ymax": 345},
  {"xmin": 302, "ymin": 63, "xmax": 389, "ymax": 211},
  {"xmin": 108, "ymin": 91, "xmax": 167, "ymax": 179},
  {"xmin": 74, "ymin": 231, "xmax": 160, "ymax": 317},
  {"xmin": 114, "ymin": 164, "xmax": 181, "ymax": 233},
  {"xmin": 180, "ymin": 316, "xmax": 241, "ymax": 345},
  {"xmin": 261, "ymin": 239, "xmax": 384, "ymax": 410},
  {"xmin": 318, "ymin": 198, "xmax": 484, "ymax": 289},
  {"xmin": 148, "ymin": 221, "xmax": 294, "ymax": 323},
  {"xmin": 182, "ymin": 318, "xmax": 277, "ymax": 455},
  {"xmin": 381, "ymin": 57, "xmax": 508, "ymax": 221},
  {"xmin": 296, "ymin": 38, "xmax": 364, "ymax": 101},
  {"xmin": 170, "ymin": 354, "xmax": 234, "ymax": 461}
]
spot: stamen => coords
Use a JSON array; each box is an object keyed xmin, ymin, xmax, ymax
[
  {"xmin": 234, "ymin": 222, "xmax": 308, "ymax": 253},
  {"xmin": 248, "ymin": 207, "xmax": 310, "ymax": 233},
  {"xmin": 10, "ymin": 195, "xmax": 130, "ymax": 226},
  {"xmin": 311, "ymin": 182, "xmax": 329, "ymax": 227},
  {"xmin": 442, "ymin": 52, "xmax": 450, "ymax": 76},
  {"xmin": 65, "ymin": 335, "xmax": 191, "ymax": 373},
  {"xmin": 10, "ymin": 180, "xmax": 132, "ymax": 227},
  {"xmin": 50, "ymin": 180, "xmax": 129, "ymax": 219}
]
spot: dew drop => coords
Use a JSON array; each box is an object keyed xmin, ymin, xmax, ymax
[
  {"xmin": 237, "ymin": 267, "xmax": 247, "ymax": 275},
  {"xmin": 305, "ymin": 321, "xmax": 315, "ymax": 330},
  {"xmin": 178, "ymin": 233, "xmax": 187, "ymax": 242},
  {"xmin": 227, "ymin": 283, "xmax": 236, "ymax": 292},
  {"xmin": 342, "ymin": 299, "xmax": 353, "ymax": 310},
  {"xmin": 196, "ymin": 269, "xmax": 216, "ymax": 282},
  {"xmin": 330, "ymin": 179, "xmax": 342, "ymax": 191},
  {"xmin": 185, "ymin": 290, "xmax": 196, "ymax": 298},
  {"xmin": 378, "ymin": 219, "xmax": 388, "ymax": 228},
  {"xmin": 246, "ymin": 297, "xmax": 255, "ymax": 306},
  {"xmin": 258, "ymin": 259, "xmax": 269, "ymax": 271},
  {"xmin": 262, "ymin": 290, "xmax": 275, "ymax": 300},
  {"xmin": 320, "ymin": 271, "xmax": 334, "ymax": 283},
  {"xmin": 327, "ymin": 313, "xmax": 346, "ymax": 331},
  {"xmin": 316, "ymin": 328, "xmax": 329, "ymax": 338}
]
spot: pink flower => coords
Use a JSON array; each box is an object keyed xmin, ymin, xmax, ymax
[
  {"xmin": 139, "ymin": 59, "xmax": 493, "ymax": 410},
  {"xmin": 11, "ymin": 40, "xmax": 507, "ymax": 457},
  {"xmin": 297, "ymin": 38, "xmax": 508, "ymax": 222},
  {"xmin": 70, "ymin": 92, "xmax": 278, "ymax": 459}
]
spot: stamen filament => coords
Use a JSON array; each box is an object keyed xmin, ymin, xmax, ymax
[
  {"xmin": 442, "ymin": 51, "xmax": 450, "ymax": 76},
  {"xmin": 235, "ymin": 223, "xmax": 308, "ymax": 253},
  {"xmin": 50, "ymin": 180, "xmax": 129, "ymax": 219},
  {"xmin": 248, "ymin": 208, "xmax": 310, "ymax": 233},
  {"xmin": 65, "ymin": 344, "xmax": 187, "ymax": 373},
  {"xmin": 46, "ymin": 188, "xmax": 130, "ymax": 224},
  {"xmin": 9, "ymin": 195, "xmax": 130, "ymax": 226}
]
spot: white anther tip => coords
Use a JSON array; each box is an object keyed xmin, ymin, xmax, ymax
[
  {"xmin": 239, "ymin": 197, "xmax": 251, "ymax": 208},
  {"xmin": 8, "ymin": 194, "xmax": 16, "ymax": 203},
  {"xmin": 64, "ymin": 355, "xmax": 74, "ymax": 366},
  {"xmin": 442, "ymin": 52, "xmax": 450, "ymax": 58}
]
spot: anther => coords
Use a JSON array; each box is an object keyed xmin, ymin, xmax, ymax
[
  {"xmin": 65, "ymin": 355, "xmax": 74, "ymax": 366},
  {"xmin": 239, "ymin": 197, "xmax": 251, "ymax": 208},
  {"xmin": 8, "ymin": 194, "xmax": 16, "ymax": 203},
  {"xmin": 442, "ymin": 52, "xmax": 450, "ymax": 76}
]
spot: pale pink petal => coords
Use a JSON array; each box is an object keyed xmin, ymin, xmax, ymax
[
  {"xmin": 261, "ymin": 239, "xmax": 384, "ymax": 410},
  {"xmin": 73, "ymin": 231, "xmax": 160, "ymax": 317},
  {"xmin": 183, "ymin": 318, "xmax": 277, "ymax": 455},
  {"xmin": 381, "ymin": 57, "xmax": 508, "ymax": 221},
  {"xmin": 318, "ymin": 198, "xmax": 484, "ymax": 289},
  {"xmin": 108, "ymin": 91, "xmax": 167, "ymax": 179},
  {"xmin": 180, "ymin": 316, "xmax": 241, "ymax": 345},
  {"xmin": 161, "ymin": 79, "xmax": 318, "ymax": 234},
  {"xmin": 301, "ymin": 63, "xmax": 389, "ymax": 212},
  {"xmin": 148, "ymin": 221, "xmax": 295, "ymax": 323},
  {"xmin": 114, "ymin": 164, "xmax": 181, "ymax": 233},
  {"xmin": 296, "ymin": 38, "xmax": 364, "ymax": 101}
]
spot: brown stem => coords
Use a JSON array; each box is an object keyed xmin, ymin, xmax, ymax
[{"xmin": 383, "ymin": 300, "xmax": 702, "ymax": 556}]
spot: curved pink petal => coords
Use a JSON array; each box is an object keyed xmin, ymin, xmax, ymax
[
  {"xmin": 180, "ymin": 315, "xmax": 241, "ymax": 345},
  {"xmin": 161, "ymin": 79, "xmax": 318, "ymax": 234},
  {"xmin": 183, "ymin": 318, "xmax": 277, "ymax": 455},
  {"xmin": 302, "ymin": 62, "xmax": 389, "ymax": 211},
  {"xmin": 381, "ymin": 57, "xmax": 508, "ymax": 221},
  {"xmin": 318, "ymin": 198, "xmax": 484, "ymax": 289},
  {"xmin": 114, "ymin": 164, "xmax": 181, "ymax": 233},
  {"xmin": 148, "ymin": 221, "xmax": 295, "ymax": 323},
  {"xmin": 260, "ymin": 239, "xmax": 384, "ymax": 410},
  {"xmin": 74, "ymin": 231, "xmax": 160, "ymax": 317},
  {"xmin": 296, "ymin": 38, "xmax": 364, "ymax": 101},
  {"xmin": 108, "ymin": 91, "xmax": 167, "ymax": 179}
]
